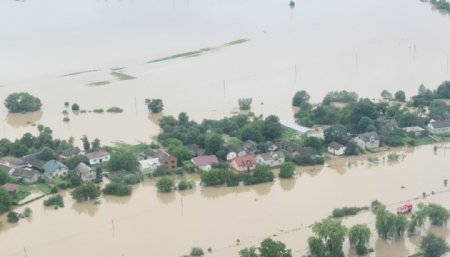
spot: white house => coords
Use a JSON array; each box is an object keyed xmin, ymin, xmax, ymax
[
  {"xmin": 191, "ymin": 155, "xmax": 219, "ymax": 171},
  {"xmin": 256, "ymin": 151, "xmax": 285, "ymax": 167},
  {"xmin": 428, "ymin": 118, "xmax": 450, "ymax": 135},
  {"xmin": 86, "ymin": 151, "xmax": 110, "ymax": 165},
  {"xmin": 353, "ymin": 132, "xmax": 380, "ymax": 150},
  {"xmin": 327, "ymin": 142, "xmax": 346, "ymax": 156},
  {"xmin": 75, "ymin": 162, "xmax": 96, "ymax": 182},
  {"xmin": 138, "ymin": 158, "xmax": 161, "ymax": 173},
  {"xmin": 402, "ymin": 126, "xmax": 425, "ymax": 136}
]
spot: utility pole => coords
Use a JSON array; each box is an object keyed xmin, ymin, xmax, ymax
[
  {"xmin": 355, "ymin": 53, "xmax": 358, "ymax": 71},
  {"xmin": 24, "ymin": 247, "xmax": 28, "ymax": 257},
  {"xmin": 181, "ymin": 197, "xmax": 184, "ymax": 216},
  {"xmin": 112, "ymin": 219, "xmax": 115, "ymax": 238}
]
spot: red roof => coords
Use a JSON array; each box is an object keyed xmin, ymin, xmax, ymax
[
  {"xmin": 192, "ymin": 155, "xmax": 219, "ymax": 167},
  {"xmin": 85, "ymin": 150, "xmax": 109, "ymax": 160},
  {"xmin": 1, "ymin": 183, "xmax": 18, "ymax": 192},
  {"xmin": 233, "ymin": 155, "xmax": 256, "ymax": 167}
]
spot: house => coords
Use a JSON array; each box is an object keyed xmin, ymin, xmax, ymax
[
  {"xmin": 428, "ymin": 118, "xmax": 450, "ymax": 135},
  {"xmin": 85, "ymin": 150, "xmax": 110, "ymax": 165},
  {"xmin": 10, "ymin": 167, "xmax": 40, "ymax": 184},
  {"xmin": 43, "ymin": 160, "xmax": 69, "ymax": 178},
  {"xmin": 21, "ymin": 154, "xmax": 47, "ymax": 171},
  {"xmin": 296, "ymin": 147, "xmax": 319, "ymax": 158},
  {"xmin": 267, "ymin": 142, "xmax": 278, "ymax": 152},
  {"xmin": 256, "ymin": 151, "xmax": 285, "ymax": 167},
  {"xmin": 144, "ymin": 149, "xmax": 177, "ymax": 170},
  {"xmin": 280, "ymin": 120, "xmax": 311, "ymax": 134},
  {"xmin": 1, "ymin": 183, "xmax": 18, "ymax": 195},
  {"xmin": 353, "ymin": 132, "xmax": 380, "ymax": 150},
  {"xmin": 402, "ymin": 126, "xmax": 425, "ymax": 136},
  {"xmin": 75, "ymin": 163, "xmax": 96, "ymax": 182},
  {"xmin": 243, "ymin": 140, "xmax": 258, "ymax": 154},
  {"xmin": 138, "ymin": 158, "xmax": 161, "ymax": 173},
  {"xmin": 231, "ymin": 155, "xmax": 256, "ymax": 172},
  {"xmin": 277, "ymin": 141, "xmax": 302, "ymax": 154},
  {"xmin": 0, "ymin": 156, "xmax": 24, "ymax": 168},
  {"xmin": 191, "ymin": 155, "xmax": 219, "ymax": 171},
  {"xmin": 328, "ymin": 142, "xmax": 347, "ymax": 156},
  {"xmin": 58, "ymin": 147, "xmax": 81, "ymax": 161}
]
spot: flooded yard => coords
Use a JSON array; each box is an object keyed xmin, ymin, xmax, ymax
[
  {"xmin": 1, "ymin": 0, "xmax": 450, "ymax": 144},
  {"xmin": 0, "ymin": 144, "xmax": 449, "ymax": 257}
]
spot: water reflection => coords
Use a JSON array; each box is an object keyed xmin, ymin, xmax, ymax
[
  {"xmin": 71, "ymin": 201, "xmax": 100, "ymax": 216},
  {"xmin": 279, "ymin": 178, "xmax": 296, "ymax": 191},
  {"xmin": 156, "ymin": 191, "xmax": 176, "ymax": 204},
  {"xmin": 374, "ymin": 238, "xmax": 409, "ymax": 257},
  {"xmin": 103, "ymin": 195, "xmax": 131, "ymax": 205},
  {"xmin": 6, "ymin": 111, "xmax": 42, "ymax": 127}
]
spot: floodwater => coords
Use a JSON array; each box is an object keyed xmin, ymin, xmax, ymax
[
  {"xmin": 0, "ymin": 144, "xmax": 449, "ymax": 257},
  {"xmin": 1, "ymin": 0, "xmax": 450, "ymax": 144}
]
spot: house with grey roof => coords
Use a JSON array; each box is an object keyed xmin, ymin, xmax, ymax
[
  {"xmin": 327, "ymin": 142, "xmax": 346, "ymax": 156},
  {"xmin": 75, "ymin": 163, "xmax": 96, "ymax": 182},
  {"xmin": 10, "ymin": 167, "xmax": 40, "ymax": 184},
  {"xmin": 243, "ymin": 140, "xmax": 258, "ymax": 155},
  {"xmin": 428, "ymin": 118, "xmax": 450, "ymax": 135},
  {"xmin": 22, "ymin": 154, "xmax": 47, "ymax": 171},
  {"xmin": 58, "ymin": 147, "xmax": 81, "ymax": 161},
  {"xmin": 256, "ymin": 151, "xmax": 285, "ymax": 167},
  {"xmin": 353, "ymin": 132, "xmax": 380, "ymax": 150},
  {"xmin": 43, "ymin": 160, "xmax": 69, "ymax": 178},
  {"xmin": 402, "ymin": 126, "xmax": 425, "ymax": 136}
]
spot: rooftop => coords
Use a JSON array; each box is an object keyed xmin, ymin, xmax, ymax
[
  {"xmin": 86, "ymin": 150, "xmax": 109, "ymax": 160},
  {"xmin": 1, "ymin": 183, "xmax": 18, "ymax": 192},
  {"xmin": 280, "ymin": 120, "xmax": 311, "ymax": 134},
  {"xmin": 233, "ymin": 155, "xmax": 256, "ymax": 167},
  {"xmin": 43, "ymin": 160, "xmax": 68, "ymax": 174},
  {"xmin": 192, "ymin": 155, "xmax": 219, "ymax": 167},
  {"xmin": 328, "ymin": 142, "xmax": 345, "ymax": 150}
]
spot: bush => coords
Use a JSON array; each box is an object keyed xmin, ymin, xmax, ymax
[
  {"xmin": 238, "ymin": 98, "xmax": 253, "ymax": 110},
  {"xmin": 156, "ymin": 177, "xmax": 175, "ymax": 193},
  {"xmin": 123, "ymin": 173, "xmax": 141, "ymax": 185},
  {"xmin": 178, "ymin": 180, "xmax": 194, "ymax": 191},
  {"xmin": 72, "ymin": 103, "xmax": 80, "ymax": 111},
  {"xmin": 243, "ymin": 165, "xmax": 274, "ymax": 185},
  {"xmin": 190, "ymin": 247, "xmax": 204, "ymax": 256},
  {"xmin": 44, "ymin": 194, "xmax": 64, "ymax": 207},
  {"xmin": 63, "ymin": 117, "xmax": 70, "ymax": 122},
  {"xmin": 102, "ymin": 182, "xmax": 132, "ymax": 196},
  {"xmin": 107, "ymin": 107, "xmax": 123, "ymax": 113},
  {"xmin": 7, "ymin": 211, "xmax": 19, "ymax": 223},
  {"xmin": 279, "ymin": 162, "xmax": 295, "ymax": 178},
  {"xmin": 147, "ymin": 99, "xmax": 164, "ymax": 113},
  {"xmin": 23, "ymin": 207, "xmax": 32, "ymax": 217},
  {"xmin": 4, "ymin": 92, "xmax": 42, "ymax": 113},
  {"xmin": 292, "ymin": 156, "xmax": 324, "ymax": 166},
  {"xmin": 332, "ymin": 207, "xmax": 368, "ymax": 218},
  {"xmin": 93, "ymin": 108, "xmax": 104, "ymax": 113}
]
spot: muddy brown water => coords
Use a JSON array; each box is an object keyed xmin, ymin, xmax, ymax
[
  {"xmin": 2, "ymin": 0, "xmax": 450, "ymax": 144},
  {"xmin": 0, "ymin": 144, "xmax": 449, "ymax": 257}
]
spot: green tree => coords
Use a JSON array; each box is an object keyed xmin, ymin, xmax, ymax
[
  {"xmin": 91, "ymin": 138, "xmax": 101, "ymax": 151},
  {"xmin": 65, "ymin": 155, "xmax": 88, "ymax": 170},
  {"xmin": 4, "ymin": 92, "xmax": 42, "ymax": 113},
  {"xmin": 7, "ymin": 211, "xmax": 19, "ymax": 223},
  {"xmin": 204, "ymin": 132, "xmax": 224, "ymax": 156},
  {"xmin": 178, "ymin": 112, "xmax": 189, "ymax": 126},
  {"xmin": 324, "ymin": 125, "xmax": 347, "ymax": 144},
  {"xmin": 0, "ymin": 188, "xmax": 12, "ymax": 214},
  {"xmin": 308, "ymin": 236, "xmax": 327, "ymax": 257},
  {"xmin": 311, "ymin": 218, "xmax": 347, "ymax": 257},
  {"xmin": 262, "ymin": 115, "xmax": 282, "ymax": 140},
  {"xmin": 380, "ymin": 90, "xmax": 393, "ymax": 101},
  {"xmin": 279, "ymin": 162, "xmax": 295, "ymax": 178},
  {"xmin": 348, "ymin": 224, "xmax": 371, "ymax": 256},
  {"xmin": 148, "ymin": 99, "xmax": 164, "ymax": 113},
  {"xmin": 81, "ymin": 135, "xmax": 90, "ymax": 151},
  {"xmin": 238, "ymin": 98, "xmax": 253, "ymax": 110},
  {"xmin": 156, "ymin": 177, "xmax": 175, "ymax": 193},
  {"xmin": 427, "ymin": 203, "xmax": 450, "ymax": 226},
  {"xmin": 292, "ymin": 90, "xmax": 310, "ymax": 107},
  {"xmin": 168, "ymin": 145, "xmax": 193, "ymax": 164},
  {"xmin": 102, "ymin": 182, "xmax": 132, "ymax": 196},
  {"xmin": 38, "ymin": 146, "xmax": 56, "ymax": 161},
  {"xmin": 239, "ymin": 247, "xmax": 259, "ymax": 257},
  {"xmin": 107, "ymin": 151, "xmax": 138, "ymax": 172},
  {"xmin": 394, "ymin": 90, "xmax": 406, "ymax": 102},
  {"xmin": 190, "ymin": 247, "xmax": 204, "ymax": 256},
  {"xmin": 436, "ymin": 81, "xmax": 450, "ymax": 99},
  {"xmin": 429, "ymin": 100, "xmax": 449, "ymax": 119},
  {"xmin": 259, "ymin": 238, "xmax": 292, "ymax": 257},
  {"xmin": 0, "ymin": 170, "xmax": 9, "ymax": 185},
  {"xmin": 421, "ymin": 234, "xmax": 448, "ymax": 257},
  {"xmin": 71, "ymin": 183, "xmax": 101, "ymax": 202}
]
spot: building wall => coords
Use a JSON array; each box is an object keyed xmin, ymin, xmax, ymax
[{"xmin": 88, "ymin": 155, "xmax": 110, "ymax": 165}]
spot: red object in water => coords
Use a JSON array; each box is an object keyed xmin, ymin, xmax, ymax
[{"xmin": 397, "ymin": 204, "xmax": 413, "ymax": 214}]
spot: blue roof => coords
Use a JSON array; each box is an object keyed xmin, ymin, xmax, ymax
[
  {"xmin": 43, "ymin": 160, "xmax": 68, "ymax": 174},
  {"xmin": 280, "ymin": 120, "xmax": 311, "ymax": 134}
]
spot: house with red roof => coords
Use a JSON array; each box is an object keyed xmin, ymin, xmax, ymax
[
  {"xmin": 86, "ymin": 150, "xmax": 110, "ymax": 165},
  {"xmin": 191, "ymin": 155, "xmax": 219, "ymax": 171},
  {"xmin": 231, "ymin": 155, "xmax": 256, "ymax": 172}
]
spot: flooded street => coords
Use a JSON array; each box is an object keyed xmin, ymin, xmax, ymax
[
  {"xmin": 0, "ymin": 144, "xmax": 449, "ymax": 257},
  {"xmin": 1, "ymin": 0, "xmax": 450, "ymax": 144}
]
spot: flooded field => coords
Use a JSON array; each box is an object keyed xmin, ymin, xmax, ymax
[
  {"xmin": 0, "ymin": 144, "xmax": 449, "ymax": 257},
  {"xmin": 1, "ymin": 0, "xmax": 450, "ymax": 144}
]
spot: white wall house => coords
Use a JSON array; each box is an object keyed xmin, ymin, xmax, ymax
[
  {"xmin": 138, "ymin": 158, "xmax": 161, "ymax": 173},
  {"xmin": 353, "ymin": 132, "xmax": 380, "ymax": 150},
  {"xmin": 75, "ymin": 163, "xmax": 96, "ymax": 182},
  {"xmin": 86, "ymin": 151, "xmax": 110, "ymax": 165},
  {"xmin": 327, "ymin": 142, "xmax": 346, "ymax": 156},
  {"xmin": 256, "ymin": 151, "xmax": 285, "ymax": 167}
]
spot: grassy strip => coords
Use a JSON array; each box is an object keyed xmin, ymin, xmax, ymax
[
  {"xmin": 61, "ymin": 69, "xmax": 99, "ymax": 77},
  {"xmin": 107, "ymin": 107, "xmax": 123, "ymax": 113},
  {"xmin": 111, "ymin": 141, "xmax": 149, "ymax": 154},
  {"xmin": 147, "ymin": 50, "xmax": 204, "ymax": 63},
  {"xmin": 110, "ymin": 71, "xmax": 136, "ymax": 80},
  {"xmin": 224, "ymin": 38, "xmax": 250, "ymax": 46},
  {"xmin": 110, "ymin": 67, "xmax": 126, "ymax": 71},
  {"xmin": 87, "ymin": 81, "xmax": 111, "ymax": 86}
]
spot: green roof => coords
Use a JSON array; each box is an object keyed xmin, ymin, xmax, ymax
[{"xmin": 43, "ymin": 160, "xmax": 68, "ymax": 174}]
